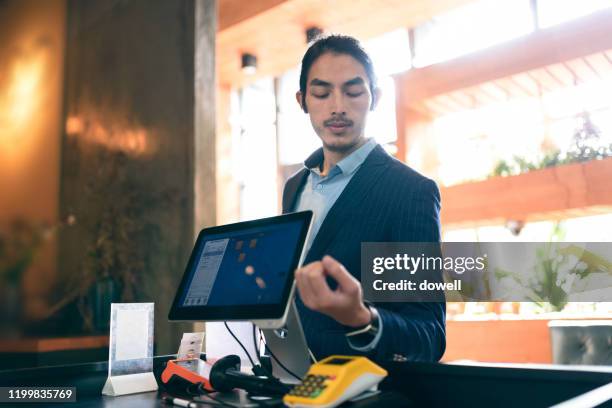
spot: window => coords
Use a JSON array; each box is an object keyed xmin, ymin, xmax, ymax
[
  {"xmin": 363, "ymin": 29, "xmax": 411, "ymax": 77},
  {"xmin": 277, "ymin": 67, "xmax": 321, "ymax": 166},
  {"xmin": 233, "ymin": 78, "xmax": 279, "ymax": 220},
  {"xmin": 363, "ymin": 29, "xmax": 412, "ymax": 146},
  {"xmin": 412, "ymin": 0, "xmax": 534, "ymax": 67},
  {"xmin": 418, "ymin": 74, "xmax": 612, "ymax": 187},
  {"xmin": 537, "ymin": 0, "xmax": 612, "ymax": 28}
]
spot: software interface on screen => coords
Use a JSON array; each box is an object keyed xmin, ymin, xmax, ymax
[{"xmin": 181, "ymin": 220, "xmax": 305, "ymax": 307}]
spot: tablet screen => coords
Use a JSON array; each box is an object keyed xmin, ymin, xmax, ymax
[{"xmin": 168, "ymin": 211, "xmax": 312, "ymax": 321}]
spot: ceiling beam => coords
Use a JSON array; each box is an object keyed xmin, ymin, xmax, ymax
[
  {"xmin": 395, "ymin": 9, "xmax": 612, "ymax": 109},
  {"xmin": 218, "ymin": 0, "xmax": 286, "ymax": 31}
]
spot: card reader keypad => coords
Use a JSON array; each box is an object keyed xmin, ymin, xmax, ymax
[{"xmin": 287, "ymin": 374, "xmax": 335, "ymax": 399}]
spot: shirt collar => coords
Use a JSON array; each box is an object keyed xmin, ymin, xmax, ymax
[
  {"xmin": 303, "ymin": 138, "xmax": 377, "ymax": 175},
  {"xmin": 336, "ymin": 138, "xmax": 377, "ymax": 175}
]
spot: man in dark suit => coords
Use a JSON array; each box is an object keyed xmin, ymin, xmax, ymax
[{"xmin": 283, "ymin": 35, "xmax": 446, "ymax": 363}]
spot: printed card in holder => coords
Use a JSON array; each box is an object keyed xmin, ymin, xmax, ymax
[
  {"xmin": 102, "ymin": 303, "xmax": 158, "ymax": 396},
  {"xmin": 177, "ymin": 332, "xmax": 205, "ymax": 359}
]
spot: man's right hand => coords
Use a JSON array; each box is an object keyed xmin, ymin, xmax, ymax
[{"xmin": 295, "ymin": 255, "xmax": 371, "ymax": 328}]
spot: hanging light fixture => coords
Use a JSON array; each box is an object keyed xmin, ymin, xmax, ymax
[
  {"xmin": 306, "ymin": 26, "xmax": 323, "ymax": 43},
  {"xmin": 241, "ymin": 53, "xmax": 257, "ymax": 75}
]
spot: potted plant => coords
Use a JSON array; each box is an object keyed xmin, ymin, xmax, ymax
[
  {"xmin": 0, "ymin": 218, "xmax": 72, "ymax": 336},
  {"xmin": 493, "ymin": 223, "xmax": 612, "ymax": 312},
  {"xmin": 491, "ymin": 111, "xmax": 612, "ymax": 178},
  {"xmin": 56, "ymin": 147, "xmax": 176, "ymax": 333},
  {"xmin": 441, "ymin": 112, "xmax": 612, "ymax": 227}
]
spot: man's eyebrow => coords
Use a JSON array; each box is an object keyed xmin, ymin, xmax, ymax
[
  {"xmin": 343, "ymin": 77, "xmax": 366, "ymax": 87},
  {"xmin": 309, "ymin": 78, "xmax": 332, "ymax": 87},
  {"xmin": 309, "ymin": 77, "xmax": 366, "ymax": 88}
]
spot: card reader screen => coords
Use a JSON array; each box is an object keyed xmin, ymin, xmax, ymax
[{"xmin": 325, "ymin": 358, "xmax": 352, "ymax": 365}]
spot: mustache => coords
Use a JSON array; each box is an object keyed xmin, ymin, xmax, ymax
[{"xmin": 324, "ymin": 117, "xmax": 353, "ymax": 126}]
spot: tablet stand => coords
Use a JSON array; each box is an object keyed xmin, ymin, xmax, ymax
[{"xmin": 261, "ymin": 301, "xmax": 312, "ymax": 384}]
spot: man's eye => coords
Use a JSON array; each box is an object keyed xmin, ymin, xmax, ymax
[
  {"xmin": 347, "ymin": 92, "xmax": 364, "ymax": 97},
  {"xmin": 312, "ymin": 93, "xmax": 329, "ymax": 99}
]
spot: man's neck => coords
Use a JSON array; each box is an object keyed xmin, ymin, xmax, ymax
[{"xmin": 321, "ymin": 137, "xmax": 367, "ymax": 176}]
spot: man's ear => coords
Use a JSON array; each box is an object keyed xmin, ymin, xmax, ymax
[
  {"xmin": 296, "ymin": 91, "xmax": 308, "ymax": 113},
  {"xmin": 370, "ymin": 87, "xmax": 382, "ymax": 111}
]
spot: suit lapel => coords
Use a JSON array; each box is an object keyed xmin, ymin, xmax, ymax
[
  {"xmin": 282, "ymin": 168, "xmax": 309, "ymax": 213},
  {"xmin": 283, "ymin": 147, "xmax": 326, "ymax": 213},
  {"xmin": 305, "ymin": 145, "xmax": 390, "ymax": 262}
]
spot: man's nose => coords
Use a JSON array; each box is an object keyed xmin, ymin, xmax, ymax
[{"xmin": 330, "ymin": 91, "xmax": 346, "ymax": 115}]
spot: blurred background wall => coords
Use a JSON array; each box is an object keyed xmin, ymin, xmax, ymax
[
  {"xmin": 0, "ymin": 0, "xmax": 65, "ymax": 324},
  {"xmin": 0, "ymin": 0, "xmax": 216, "ymax": 367}
]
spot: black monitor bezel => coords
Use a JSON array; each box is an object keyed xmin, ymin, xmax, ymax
[{"xmin": 168, "ymin": 211, "xmax": 312, "ymax": 322}]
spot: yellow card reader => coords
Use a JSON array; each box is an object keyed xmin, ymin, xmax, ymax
[{"xmin": 283, "ymin": 355, "xmax": 388, "ymax": 408}]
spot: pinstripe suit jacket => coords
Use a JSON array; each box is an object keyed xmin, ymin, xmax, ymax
[{"xmin": 282, "ymin": 144, "xmax": 446, "ymax": 363}]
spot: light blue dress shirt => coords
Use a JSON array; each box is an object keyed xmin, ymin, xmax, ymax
[
  {"xmin": 295, "ymin": 138, "xmax": 376, "ymax": 254},
  {"xmin": 295, "ymin": 138, "xmax": 383, "ymax": 352}
]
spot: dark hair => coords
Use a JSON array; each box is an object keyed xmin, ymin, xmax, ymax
[{"xmin": 298, "ymin": 34, "xmax": 378, "ymax": 113}]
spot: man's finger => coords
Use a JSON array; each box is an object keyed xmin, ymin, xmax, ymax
[
  {"xmin": 295, "ymin": 261, "xmax": 319, "ymax": 296},
  {"xmin": 296, "ymin": 261, "xmax": 320, "ymax": 276},
  {"xmin": 295, "ymin": 271, "xmax": 313, "ymax": 307},
  {"xmin": 321, "ymin": 255, "xmax": 357, "ymax": 290},
  {"xmin": 295, "ymin": 262, "xmax": 320, "ymax": 307},
  {"xmin": 305, "ymin": 266, "xmax": 334, "ymax": 301}
]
